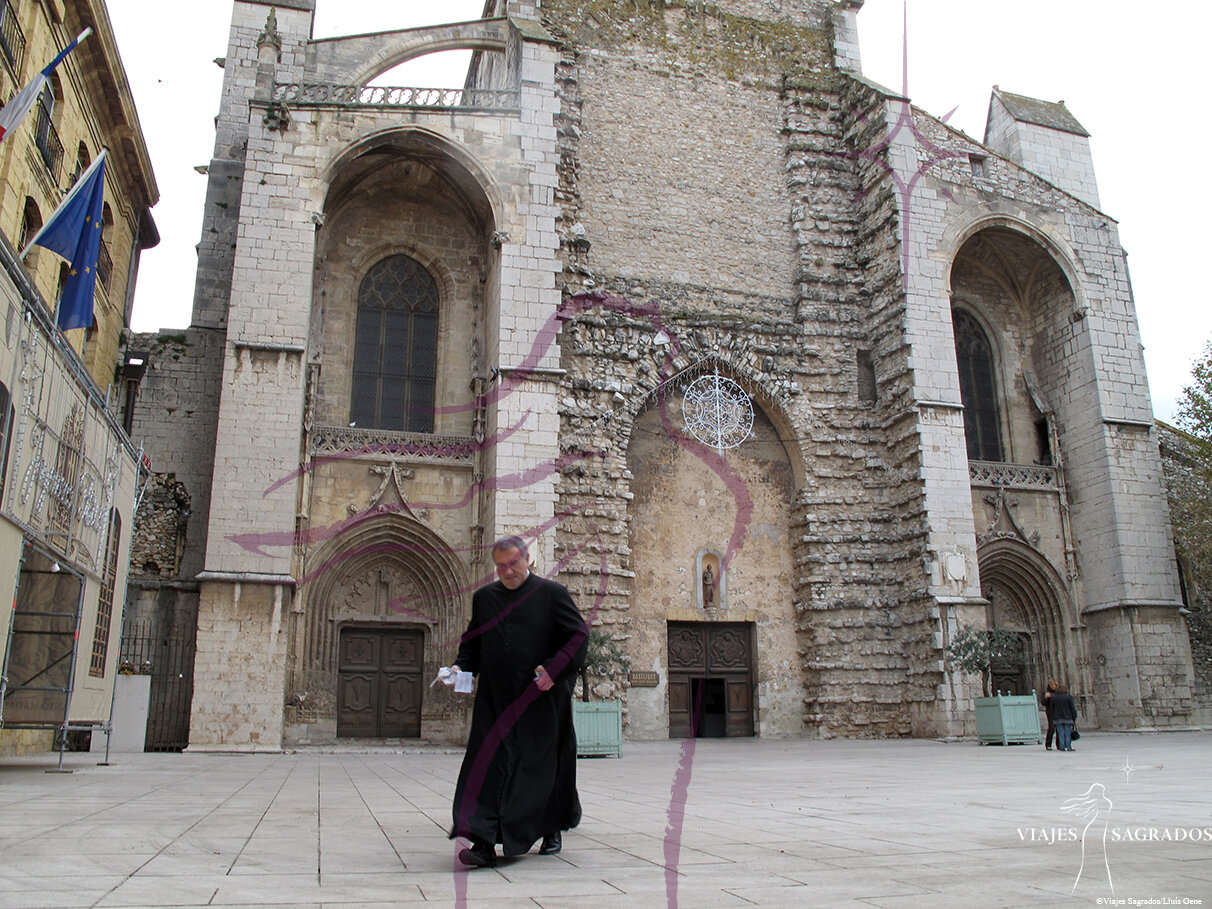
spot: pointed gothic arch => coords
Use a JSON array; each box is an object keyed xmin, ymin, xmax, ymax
[
  {"xmin": 952, "ymin": 307, "xmax": 1004, "ymax": 463},
  {"xmin": 295, "ymin": 514, "xmax": 469, "ymax": 735},
  {"xmin": 977, "ymin": 538, "xmax": 1073, "ymax": 694},
  {"xmin": 350, "ymin": 253, "xmax": 440, "ymax": 433},
  {"xmin": 320, "ymin": 127, "xmax": 504, "ymax": 233},
  {"xmin": 626, "ymin": 354, "xmax": 806, "ymax": 490}
]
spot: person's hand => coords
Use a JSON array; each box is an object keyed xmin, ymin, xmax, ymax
[
  {"xmin": 451, "ymin": 665, "xmax": 461, "ymax": 674},
  {"xmin": 534, "ymin": 665, "xmax": 553, "ymax": 691}
]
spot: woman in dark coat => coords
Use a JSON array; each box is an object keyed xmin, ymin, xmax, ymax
[
  {"xmin": 1050, "ymin": 683, "xmax": 1078, "ymax": 751},
  {"xmin": 1043, "ymin": 678, "xmax": 1058, "ymax": 750},
  {"xmin": 449, "ymin": 538, "xmax": 588, "ymax": 866}
]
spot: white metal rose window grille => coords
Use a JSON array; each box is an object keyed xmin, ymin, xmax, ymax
[{"xmin": 681, "ymin": 373, "xmax": 753, "ymax": 450}]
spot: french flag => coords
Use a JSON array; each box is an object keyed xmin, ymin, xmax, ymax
[{"xmin": 0, "ymin": 28, "xmax": 91, "ymax": 143}]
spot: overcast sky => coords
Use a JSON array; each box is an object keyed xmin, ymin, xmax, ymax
[{"xmin": 107, "ymin": 0, "xmax": 1208, "ymax": 423}]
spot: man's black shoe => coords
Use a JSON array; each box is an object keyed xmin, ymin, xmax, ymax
[
  {"xmin": 458, "ymin": 842, "xmax": 497, "ymax": 868},
  {"xmin": 539, "ymin": 832, "xmax": 562, "ymax": 855}
]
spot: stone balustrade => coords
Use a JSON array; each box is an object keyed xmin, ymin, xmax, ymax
[{"xmin": 272, "ymin": 83, "xmax": 519, "ymax": 111}]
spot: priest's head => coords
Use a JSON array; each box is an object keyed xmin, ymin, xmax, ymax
[{"xmin": 492, "ymin": 536, "xmax": 531, "ymax": 590}]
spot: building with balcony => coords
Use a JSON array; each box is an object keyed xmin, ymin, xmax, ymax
[
  {"xmin": 128, "ymin": 0, "xmax": 1194, "ymax": 750},
  {"xmin": 0, "ymin": 0, "xmax": 158, "ymax": 754}
]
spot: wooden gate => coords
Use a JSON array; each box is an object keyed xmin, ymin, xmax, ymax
[
  {"xmin": 667, "ymin": 622, "xmax": 754, "ymax": 738},
  {"xmin": 336, "ymin": 627, "xmax": 423, "ymax": 738}
]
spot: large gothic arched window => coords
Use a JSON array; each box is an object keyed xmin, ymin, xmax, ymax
[
  {"xmin": 351, "ymin": 255, "xmax": 439, "ymax": 433},
  {"xmin": 952, "ymin": 309, "xmax": 1004, "ymax": 462}
]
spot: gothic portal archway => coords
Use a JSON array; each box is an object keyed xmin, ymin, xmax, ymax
[
  {"xmin": 977, "ymin": 539, "xmax": 1072, "ymax": 696},
  {"xmin": 295, "ymin": 515, "xmax": 467, "ymax": 739}
]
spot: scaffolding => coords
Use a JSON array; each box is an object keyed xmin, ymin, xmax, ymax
[{"xmin": 0, "ymin": 539, "xmax": 109, "ymax": 771}]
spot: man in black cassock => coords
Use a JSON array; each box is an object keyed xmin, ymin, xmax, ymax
[{"xmin": 450, "ymin": 536, "xmax": 588, "ymax": 868}]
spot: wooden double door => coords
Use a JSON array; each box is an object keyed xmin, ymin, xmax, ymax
[
  {"xmin": 337, "ymin": 627, "xmax": 424, "ymax": 738},
  {"xmin": 667, "ymin": 622, "xmax": 755, "ymax": 738}
]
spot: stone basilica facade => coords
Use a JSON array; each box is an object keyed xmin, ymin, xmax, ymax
[{"xmin": 125, "ymin": 0, "xmax": 1195, "ymax": 749}]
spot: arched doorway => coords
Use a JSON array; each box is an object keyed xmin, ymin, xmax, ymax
[
  {"xmin": 294, "ymin": 515, "xmax": 467, "ymax": 740},
  {"xmin": 978, "ymin": 539, "xmax": 1072, "ymax": 695}
]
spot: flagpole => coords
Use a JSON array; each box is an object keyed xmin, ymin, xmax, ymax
[{"xmin": 0, "ymin": 27, "xmax": 92, "ymax": 143}]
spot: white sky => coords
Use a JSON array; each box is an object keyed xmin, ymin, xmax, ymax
[{"xmin": 107, "ymin": 0, "xmax": 1208, "ymax": 423}]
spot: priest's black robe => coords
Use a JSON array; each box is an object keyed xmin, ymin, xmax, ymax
[{"xmin": 450, "ymin": 572, "xmax": 588, "ymax": 856}]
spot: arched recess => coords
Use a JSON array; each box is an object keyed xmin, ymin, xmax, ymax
[
  {"xmin": 941, "ymin": 213, "xmax": 1087, "ymax": 315},
  {"xmin": 977, "ymin": 538, "xmax": 1073, "ymax": 695},
  {"xmin": 949, "ymin": 224, "xmax": 1079, "ymax": 468},
  {"xmin": 623, "ymin": 356, "xmax": 805, "ymax": 739},
  {"xmin": 295, "ymin": 514, "xmax": 469, "ymax": 734},
  {"xmin": 696, "ymin": 548, "xmax": 725, "ymax": 609},
  {"xmin": 627, "ymin": 354, "xmax": 806, "ymax": 490},
  {"xmin": 321, "ymin": 127, "xmax": 505, "ymax": 230},
  {"xmin": 312, "ymin": 129, "xmax": 500, "ymax": 438}
]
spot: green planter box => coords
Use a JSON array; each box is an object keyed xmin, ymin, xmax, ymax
[
  {"xmin": 573, "ymin": 700, "xmax": 622, "ymax": 757},
  {"xmin": 975, "ymin": 691, "xmax": 1042, "ymax": 745}
]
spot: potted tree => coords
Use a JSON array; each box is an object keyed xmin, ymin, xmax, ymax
[
  {"xmin": 573, "ymin": 628, "xmax": 629, "ymax": 757},
  {"xmin": 947, "ymin": 626, "xmax": 1041, "ymax": 745}
]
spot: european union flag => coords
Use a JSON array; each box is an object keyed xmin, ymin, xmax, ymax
[{"xmin": 23, "ymin": 150, "xmax": 107, "ymax": 330}]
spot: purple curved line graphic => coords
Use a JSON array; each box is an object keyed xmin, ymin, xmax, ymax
[
  {"xmin": 834, "ymin": 3, "xmax": 965, "ymax": 292},
  {"xmin": 228, "ymin": 450, "xmax": 600, "ymax": 557}
]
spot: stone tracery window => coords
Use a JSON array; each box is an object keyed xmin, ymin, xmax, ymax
[
  {"xmin": 350, "ymin": 254, "xmax": 439, "ymax": 433},
  {"xmin": 952, "ymin": 309, "xmax": 1004, "ymax": 462}
]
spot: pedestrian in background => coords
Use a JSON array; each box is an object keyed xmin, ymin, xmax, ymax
[
  {"xmin": 1050, "ymin": 683, "xmax": 1078, "ymax": 752},
  {"xmin": 1043, "ymin": 678, "xmax": 1058, "ymax": 750}
]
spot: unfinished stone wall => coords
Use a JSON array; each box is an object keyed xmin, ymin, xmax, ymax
[
  {"xmin": 126, "ymin": 328, "xmax": 224, "ymax": 579},
  {"xmin": 129, "ymin": 473, "xmax": 190, "ymax": 579},
  {"xmin": 544, "ymin": 1, "xmax": 941, "ymax": 738}
]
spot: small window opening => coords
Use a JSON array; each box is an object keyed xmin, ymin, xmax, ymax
[
  {"xmin": 857, "ymin": 349, "xmax": 877, "ymax": 404},
  {"xmin": 1034, "ymin": 418, "xmax": 1052, "ymax": 466}
]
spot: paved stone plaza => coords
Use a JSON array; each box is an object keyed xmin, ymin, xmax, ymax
[{"xmin": 1, "ymin": 732, "xmax": 1209, "ymax": 908}]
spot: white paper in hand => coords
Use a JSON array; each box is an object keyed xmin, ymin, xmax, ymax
[{"xmin": 454, "ymin": 670, "xmax": 474, "ymax": 694}]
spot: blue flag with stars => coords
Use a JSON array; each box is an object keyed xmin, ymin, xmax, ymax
[{"xmin": 24, "ymin": 151, "xmax": 106, "ymax": 330}]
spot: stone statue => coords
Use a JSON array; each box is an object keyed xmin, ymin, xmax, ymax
[{"xmin": 702, "ymin": 564, "xmax": 715, "ymax": 607}]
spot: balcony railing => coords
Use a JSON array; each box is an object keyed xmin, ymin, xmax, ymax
[
  {"xmin": 969, "ymin": 460, "xmax": 1058, "ymax": 490},
  {"xmin": 34, "ymin": 104, "xmax": 64, "ymax": 181},
  {"xmin": 311, "ymin": 424, "xmax": 476, "ymax": 463},
  {"xmin": 0, "ymin": 1, "xmax": 25, "ymax": 76},
  {"xmin": 273, "ymin": 83, "xmax": 520, "ymax": 111}
]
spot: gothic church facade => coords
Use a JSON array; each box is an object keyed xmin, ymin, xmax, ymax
[{"xmin": 127, "ymin": 0, "xmax": 1195, "ymax": 749}]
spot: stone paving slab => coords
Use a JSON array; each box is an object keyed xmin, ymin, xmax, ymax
[{"xmin": 1, "ymin": 732, "xmax": 1210, "ymax": 907}]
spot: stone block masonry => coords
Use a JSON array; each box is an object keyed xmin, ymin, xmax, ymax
[{"xmin": 125, "ymin": 0, "xmax": 1196, "ymax": 749}]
